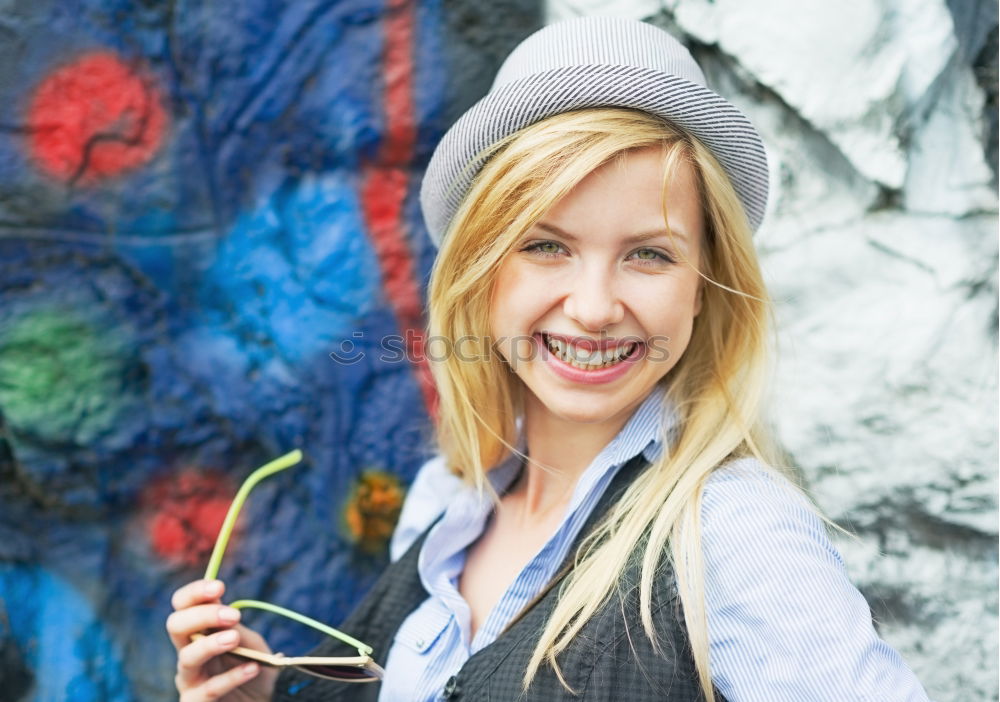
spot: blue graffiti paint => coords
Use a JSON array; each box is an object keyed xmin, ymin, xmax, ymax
[
  {"xmin": 412, "ymin": 0, "xmax": 448, "ymax": 159},
  {"xmin": 202, "ymin": 171, "xmax": 382, "ymax": 365},
  {"xmin": 0, "ymin": 0, "xmax": 465, "ymax": 698},
  {"xmin": 0, "ymin": 564, "xmax": 133, "ymax": 702}
]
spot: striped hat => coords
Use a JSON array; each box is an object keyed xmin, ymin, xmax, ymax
[{"xmin": 419, "ymin": 16, "xmax": 769, "ymax": 247}]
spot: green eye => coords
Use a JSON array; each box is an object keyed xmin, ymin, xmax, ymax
[
  {"xmin": 630, "ymin": 248, "xmax": 672, "ymax": 264},
  {"xmin": 521, "ymin": 241, "xmax": 564, "ymax": 257}
]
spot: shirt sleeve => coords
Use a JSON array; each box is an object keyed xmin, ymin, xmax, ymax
[
  {"xmin": 700, "ymin": 458, "xmax": 934, "ymax": 702},
  {"xmin": 389, "ymin": 454, "xmax": 464, "ymax": 562}
]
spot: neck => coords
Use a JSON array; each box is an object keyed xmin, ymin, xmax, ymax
[{"xmin": 503, "ymin": 404, "xmax": 630, "ymax": 524}]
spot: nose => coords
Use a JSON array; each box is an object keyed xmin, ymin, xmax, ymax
[{"xmin": 562, "ymin": 262, "xmax": 625, "ymax": 332}]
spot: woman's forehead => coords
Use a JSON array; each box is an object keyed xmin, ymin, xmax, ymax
[{"xmin": 531, "ymin": 150, "xmax": 705, "ymax": 247}]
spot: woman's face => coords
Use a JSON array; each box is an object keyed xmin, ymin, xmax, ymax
[{"xmin": 488, "ymin": 145, "xmax": 706, "ymax": 430}]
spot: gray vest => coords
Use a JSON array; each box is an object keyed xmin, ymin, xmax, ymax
[{"xmin": 273, "ymin": 453, "xmax": 721, "ymax": 701}]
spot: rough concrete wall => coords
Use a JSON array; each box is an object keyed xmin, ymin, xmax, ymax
[
  {"xmin": 548, "ymin": 2, "xmax": 997, "ymax": 700},
  {"xmin": 0, "ymin": 1, "xmax": 540, "ymax": 700}
]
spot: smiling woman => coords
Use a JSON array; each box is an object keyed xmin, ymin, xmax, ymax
[
  {"xmin": 167, "ymin": 16, "xmax": 935, "ymax": 702},
  {"xmin": 408, "ymin": 104, "xmax": 782, "ymax": 700}
]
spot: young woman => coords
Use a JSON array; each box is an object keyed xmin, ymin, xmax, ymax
[{"xmin": 167, "ymin": 17, "xmax": 933, "ymax": 701}]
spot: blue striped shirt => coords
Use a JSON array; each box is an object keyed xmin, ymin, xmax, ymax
[{"xmin": 384, "ymin": 386, "xmax": 933, "ymax": 701}]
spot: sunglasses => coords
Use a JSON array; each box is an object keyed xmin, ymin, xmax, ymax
[{"xmin": 190, "ymin": 449, "xmax": 385, "ymax": 683}]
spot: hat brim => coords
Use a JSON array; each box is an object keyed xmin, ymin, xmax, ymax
[{"xmin": 420, "ymin": 64, "xmax": 769, "ymax": 246}]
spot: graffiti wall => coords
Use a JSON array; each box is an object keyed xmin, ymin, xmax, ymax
[
  {"xmin": 0, "ymin": 1, "xmax": 539, "ymax": 699},
  {"xmin": 1, "ymin": 1, "xmax": 996, "ymax": 701}
]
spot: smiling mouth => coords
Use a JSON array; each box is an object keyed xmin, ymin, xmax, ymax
[{"xmin": 540, "ymin": 333, "xmax": 640, "ymax": 370}]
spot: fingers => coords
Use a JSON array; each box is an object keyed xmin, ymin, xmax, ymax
[
  {"xmin": 169, "ymin": 579, "xmax": 269, "ymax": 699},
  {"xmin": 166, "ymin": 579, "xmax": 239, "ymax": 653},
  {"xmin": 178, "ymin": 661, "xmax": 259, "ymax": 702},
  {"xmin": 171, "ymin": 579, "xmax": 225, "ymax": 611},
  {"xmin": 175, "ymin": 629, "xmax": 243, "ymax": 689},
  {"xmin": 234, "ymin": 623, "xmax": 273, "ymax": 655},
  {"xmin": 167, "ymin": 603, "xmax": 242, "ymax": 651}
]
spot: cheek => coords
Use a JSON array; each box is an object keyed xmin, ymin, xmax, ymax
[
  {"xmin": 490, "ymin": 267, "xmax": 560, "ymax": 369},
  {"xmin": 643, "ymin": 311, "xmax": 697, "ymax": 369},
  {"xmin": 491, "ymin": 265, "xmax": 550, "ymax": 330},
  {"xmin": 639, "ymin": 282, "xmax": 702, "ymax": 345},
  {"xmin": 489, "ymin": 268, "xmax": 528, "ymax": 357}
]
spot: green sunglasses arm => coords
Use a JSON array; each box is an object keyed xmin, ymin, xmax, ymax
[
  {"xmin": 200, "ymin": 449, "xmax": 376, "ymax": 659},
  {"xmin": 203, "ymin": 449, "xmax": 304, "ymax": 583},
  {"xmin": 228, "ymin": 599, "xmax": 374, "ymax": 657}
]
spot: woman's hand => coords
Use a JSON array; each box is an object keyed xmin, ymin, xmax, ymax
[{"xmin": 167, "ymin": 579, "xmax": 279, "ymax": 701}]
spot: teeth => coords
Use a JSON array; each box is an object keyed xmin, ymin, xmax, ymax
[
  {"xmin": 543, "ymin": 335, "xmax": 637, "ymax": 369},
  {"xmin": 569, "ymin": 345, "xmax": 590, "ymax": 363}
]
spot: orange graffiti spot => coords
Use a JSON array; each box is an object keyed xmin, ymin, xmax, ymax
[{"xmin": 343, "ymin": 469, "xmax": 405, "ymax": 554}]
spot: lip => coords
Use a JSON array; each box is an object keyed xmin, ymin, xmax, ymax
[{"xmin": 535, "ymin": 333, "xmax": 643, "ymax": 385}]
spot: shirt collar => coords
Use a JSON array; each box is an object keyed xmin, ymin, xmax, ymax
[{"xmin": 605, "ymin": 382, "xmax": 675, "ymax": 467}]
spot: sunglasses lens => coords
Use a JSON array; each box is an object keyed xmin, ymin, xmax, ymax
[{"xmin": 297, "ymin": 663, "xmax": 380, "ymax": 681}]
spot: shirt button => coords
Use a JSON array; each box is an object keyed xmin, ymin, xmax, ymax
[
  {"xmin": 442, "ymin": 675, "xmax": 460, "ymax": 699},
  {"xmin": 415, "ymin": 639, "xmax": 425, "ymax": 648}
]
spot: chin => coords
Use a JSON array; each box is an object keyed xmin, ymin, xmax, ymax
[{"xmin": 537, "ymin": 394, "xmax": 629, "ymax": 425}]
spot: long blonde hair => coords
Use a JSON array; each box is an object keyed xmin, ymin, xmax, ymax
[{"xmin": 425, "ymin": 107, "xmax": 830, "ymax": 699}]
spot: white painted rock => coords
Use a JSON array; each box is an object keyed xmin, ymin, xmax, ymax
[{"xmin": 543, "ymin": 2, "xmax": 997, "ymax": 699}]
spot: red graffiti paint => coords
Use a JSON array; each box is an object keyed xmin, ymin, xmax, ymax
[
  {"xmin": 27, "ymin": 51, "xmax": 168, "ymax": 183},
  {"xmin": 361, "ymin": 169, "xmax": 438, "ymax": 420},
  {"xmin": 381, "ymin": 0, "xmax": 417, "ymax": 165},
  {"xmin": 144, "ymin": 470, "xmax": 234, "ymax": 567},
  {"xmin": 362, "ymin": 0, "xmax": 439, "ymax": 420}
]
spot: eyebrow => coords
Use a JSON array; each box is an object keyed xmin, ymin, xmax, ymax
[{"xmin": 534, "ymin": 221, "xmax": 687, "ymax": 244}]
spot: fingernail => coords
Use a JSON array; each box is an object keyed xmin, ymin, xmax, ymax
[
  {"xmin": 242, "ymin": 662, "xmax": 259, "ymax": 676},
  {"xmin": 219, "ymin": 607, "xmax": 240, "ymax": 624},
  {"xmin": 203, "ymin": 580, "xmax": 223, "ymax": 597},
  {"xmin": 217, "ymin": 630, "xmax": 238, "ymax": 645}
]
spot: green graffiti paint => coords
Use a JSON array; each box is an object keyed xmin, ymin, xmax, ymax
[{"xmin": 0, "ymin": 308, "xmax": 136, "ymax": 445}]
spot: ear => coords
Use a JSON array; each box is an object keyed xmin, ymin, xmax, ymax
[{"xmin": 693, "ymin": 280, "xmax": 704, "ymax": 318}]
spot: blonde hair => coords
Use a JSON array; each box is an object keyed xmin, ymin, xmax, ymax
[{"xmin": 425, "ymin": 107, "xmax": 838, "ymax": 699}]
